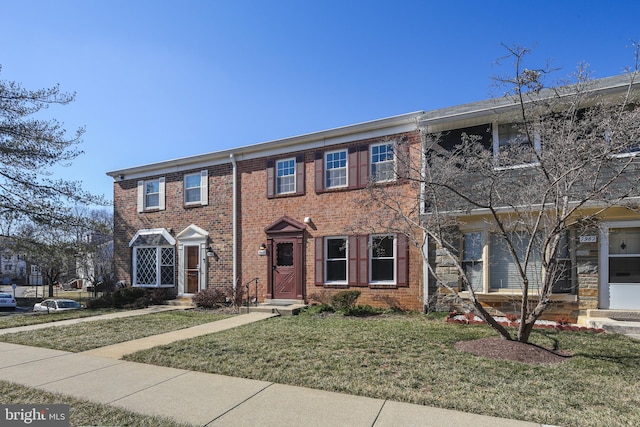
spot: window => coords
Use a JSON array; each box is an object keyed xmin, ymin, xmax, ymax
[
  {"xmin": 370, "ymin": 234, "xmax": 395, "ymax": 283},
  {"xmin": 370, "ymin": 142, "xmax": 396, "ymax": 182},
  {"xmin": 325, "ymin": 150, "xmax": 347, "ymax": 189},
  {"xmin": 458, "ymin": 229, "xmax": 574, "ymax": 294},
  {"xmin": 608, "ymin": 227, "xmax": 640, "ymax": 283},
  {"xmin": 489, "ymin": 232, "xmax": 543, "ymax": 290},
  {"xmin": 325, "ymin": 237, "xmax": 347, "ymax": 283},
  {"xmin": 267, "ymin": 155, "xmax": 305, "ymax": 198},
  {"xmin": 315, "ymin": 233, "xmax": 408, "ymax": 287},
  {"xmin": 145, "ymin": 180, "xmax": 160, "ymax": 208},
  {"xmin": 137, "ymin": 177, "xmax": 165, "ymax": 212},
  {"xmin": 276, "ymin": 158, "xmax": 296, "ymax": 194},
  {"xmin": 493, "ymin": 122, "xmax": 541, "ymax": 167},
  {"xmin": 184, "ymin": 170, "xmax": 208, "ymax": 206},
  {"xmin": 462, "ymin": 232, "xmax": 483, "ymax": 291},
  {"xmin": 133, "ymin": 246, "xmax": 175, "ymax": 286}
]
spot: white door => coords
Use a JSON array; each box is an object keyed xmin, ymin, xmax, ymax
[{"xmin": 603, "ymin": 225, "xmax": 640, "ymax": 309}]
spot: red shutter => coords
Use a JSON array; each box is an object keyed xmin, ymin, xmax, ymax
[
  {"xmin": 266, "ymin": 160, "xmax": 275, "ymax": 199},
  {"xmin": 396, "ymin": 141, "xmax": 410, "ymax": 180},
  {"xmin": 315, "ymin": 152, "xmax": 324, "ymax": 193},
  {"xmin": 348, "ymin": 235, "xmax": 358, "ymax": 286},
  {"xmin": 357, "ymin": 235, "xmax": 369, "ymax": 286},
  {"xmin": 359, "ymin": 145, "xmax": 369, "ymax": 189},
  {"xmin": 348, "ymin": 147, "xmax": 359, "ymax": 189},
  {"xmin": 396, "ymin": 233, "xmax": 409, "ymax": 287},
  {"xmin": 315, "ymin": 237, "xmax": 324, "ymax": 286},
  {"xmin": 295, "ymin": 155, "xmax": 305, "ymax": 196}
]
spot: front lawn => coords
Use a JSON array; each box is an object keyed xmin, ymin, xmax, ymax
[
  {"xmin": 122, "ymin": 313, "xmax": 640, "ymax": 427},
  {"xmin": 0, "ymin": 310, "xmax": 231, "ymax": 352},
  {"xmin": 0, "ymin": 308, "xmax": 121, "ymax": 329}
]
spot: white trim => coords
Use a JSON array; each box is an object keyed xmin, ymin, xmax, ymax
[
  {"xmin": 137, "ymin": 181, "xmax": 144, "ymax": 213},
  {"xmin": 369, "ymin": 234, "xmax": 397, "ymax": 285},
  {"xmin": 370, "ymin": 141, "xmax": 397, "ymax": 183},
  {"xmin": 132, "ymin": 246, "xmax": 175, "ymax": 287},
  {"xmin": 275, "ymin": 157, "xmax": 297, "ymax": 194},
  {"xmin": 324, "ymin": 149, "xmax": 348, "ymax": 189},
  {"xmin": 183, "ymin": 172, "xmax": 201, "ymax": 206},
  {"xmin": 324, "ymin": 236, "xmax": 348, "ymax": 285},
  {"xmin": 158, "ymin": 177, "xmax": 166, "ymax": 210},
  {"xmin": 599, "ymin": 220, "xmax": 640, "ymax": 309},
  {"xmin": 200, "ymin": 169, "xmax": 208, "ymax": 205},
  {"xmin": 176, "ymin": 224, "xmax": 209, "ymax": 296}
]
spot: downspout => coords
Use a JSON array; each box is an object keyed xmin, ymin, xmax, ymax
[
  {"xmin": 230, "ymin": 153, "xmax": 238, "ymax": 293},
  {"xmin": 423, "ymin": 232, "xmax": 429, "ymax": 313},
  {"xmin": 419, "ymin": 124, "xmax": 429, "ymax": 313}
]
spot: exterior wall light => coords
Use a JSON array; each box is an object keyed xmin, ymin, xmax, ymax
[{"xmin": 258, "ymin": 243, "xmax": 267, "ymax": 256}]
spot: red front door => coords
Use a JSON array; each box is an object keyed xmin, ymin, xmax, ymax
[{"xmin": 272, "ymin": 239, "xmax": 297, "ymax": 299}]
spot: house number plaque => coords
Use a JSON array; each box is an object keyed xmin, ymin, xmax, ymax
[{"xmin": 579, "ymin": 235, "xmax": 597, "ymax": 243}]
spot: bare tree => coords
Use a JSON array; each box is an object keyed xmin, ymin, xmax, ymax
[
  {"xmin": 360, "ymin": 45, "xmax": 640, "ymax": 343},
  {"xmin": 16, "ymin": 221, "xmax": 78, "ymax": 297},
  {"xmin": 76, "ymin": 209, "xmax": 115, "ymax": 295},
  {"xmin": 0, "ymin": 65, "xmax": 104, "ymax": 227}
]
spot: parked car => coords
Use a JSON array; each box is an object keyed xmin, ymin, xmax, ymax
[
  {"xmin": 0, "ymin": 292, "xmax": 17, "ymax": 310},
  {"xmin": 33, "ymin": 299, "xmax": 81, "ymax": 313}
]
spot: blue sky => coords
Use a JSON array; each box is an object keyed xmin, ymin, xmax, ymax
[{"xmin": 1, "ymin": 0, "xmax": 639, "ymax": 203}]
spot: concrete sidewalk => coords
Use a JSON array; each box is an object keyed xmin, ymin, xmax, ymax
[
  {"xmin": 0, "ymin": 308, "xmax": 552, "ymax": 426},
  {"xmin": 0, "ymin": 342, "xmax": 546, "ymax": 427}
]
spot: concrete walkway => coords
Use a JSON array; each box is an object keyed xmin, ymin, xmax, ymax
[{"xmin": 0, "ymin": 308, "xmax": 553, "ymax": 427}]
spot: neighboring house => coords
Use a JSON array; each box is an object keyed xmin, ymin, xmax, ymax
[
  {"xmin": 76, "ymin": 232, "xmax": 114, "ymax": 290},
  {"xmin": 418, "ymin": 73, "xmax": 640, "ymax": 323},
  {"xmin": 107, "ymin": 73, "xmax": 640, "ymax": 321},
  {"xmin": 0, "ymin": 249, "xmax": 26, "ymax": 285},
  {"xmin": 107, "ymin": 112, "xmax": 427, "ymax": 311}
]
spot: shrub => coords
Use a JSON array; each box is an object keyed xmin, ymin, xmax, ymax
[
  {"xmin": 112, "ymin": 287, "xmax": 147, "ymax": 309},
  {"xmin": 86, "ymin": 294, "xmax": 113, "ymax": 309},
  {"xmin": 146, "ymin": 288, "xmax": 175, "ymax": 305},
  {"xmin": 343, "ymin": 304, "xmax": 383, "ymax": 317},
  {"xmin": 331, "ymin": 290, "xmax": 361, "ymax": 312},
  {"xmin": 193, "ymin": 287, "xmax": 226, "ymax": 309},
  {"xmin": 224, "ymin": 282, "xmax": 245, "ymax": 308}
]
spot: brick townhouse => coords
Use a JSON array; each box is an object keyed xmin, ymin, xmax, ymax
[
  {"xmin": 108, "ymin": 112, "xmax": 429, "ymax": 312},
  {"xmin": 108, "ymin": 73, "xmax": 640, "ymax": 321}
]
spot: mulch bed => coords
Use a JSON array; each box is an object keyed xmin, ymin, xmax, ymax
[{"xmin": 455, "ymin": 337, "xmax": 572, "ymax": 365}]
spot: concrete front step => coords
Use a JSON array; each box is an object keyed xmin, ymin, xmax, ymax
[
  {"xmin": 165, "ymin": 297, "xmax": 194, "ymax": 307},
  {"xmin": 584, "ymin": 317, "xmax": 640, "ymax": 335},
  {"xmin": 240, "ymin": 303, "xmax": 307, "ymax": 316},
  {"xmin": 577, "ymin": 310, "xmax": 640, "ymax": 336}
]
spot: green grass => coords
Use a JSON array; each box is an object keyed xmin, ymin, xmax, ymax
[
  {"xmin": 0, "ymin": 310, "xmax": 231, "ymax": 352},
  {"xmin": 3, "ymin": 309, "xmax": 639, "ymax": 426},
  {"xmin": 120, "ymin": 313, "xmax": 640, "ymax": 427},
  {"xmin": 0, "ymin": 380, "xmax": 192, "ymax": 427}
]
